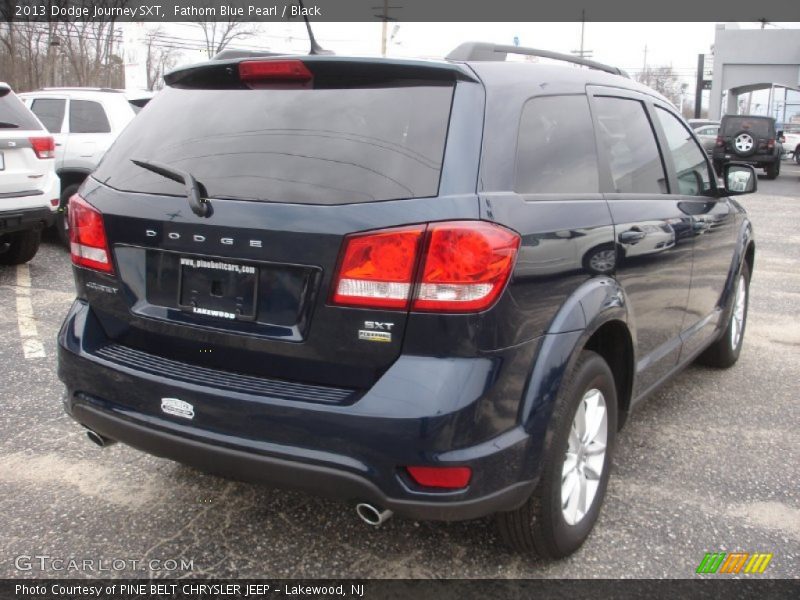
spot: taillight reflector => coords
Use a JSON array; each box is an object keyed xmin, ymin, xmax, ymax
[
  {"xmin": 406, "ymin": 466, "xmax": 472, "ymax": 489},
  {"xmin": 239, "ymin": 60, "xmax": 313, "ymax": 83},
  {"xmin": 715, "ymin": 136, "xmax": 724, "ymax": 147},
  {"xmin": 29, "ymin": 136, "xmax": 55, "ymax": 159},
  {"xmin": 69, "ymin": 194, "xmax": 113, "ymax": 274},
  {"xmin": 330, "ymin": 221, "xmax": 520, "ymax": 313}
]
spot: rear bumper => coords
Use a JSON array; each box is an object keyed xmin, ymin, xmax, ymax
[
  {"xmin": 712, "ymin": 152, "xmax": 779, "ymax": 166},
  {"xmin": 0, "ymin": 206, "xmax": 55, "ymax": 235},
  {"xmin": 58, "ymin": 300, "xmax": 542, "ymax": 521}
]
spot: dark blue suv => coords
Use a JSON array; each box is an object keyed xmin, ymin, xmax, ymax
[{"xmin": 58, "ymin": 43, "xmax": 756, "ymax": 558}]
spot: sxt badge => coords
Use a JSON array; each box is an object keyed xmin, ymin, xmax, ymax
[{"xmin": 358, "ymin": 321, "xmax": 394, "ymax": 343}]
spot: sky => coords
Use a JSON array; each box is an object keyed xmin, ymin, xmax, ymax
[{"xmin": 123, "ymin": 21, "xmax": 800, "ymax": 117}]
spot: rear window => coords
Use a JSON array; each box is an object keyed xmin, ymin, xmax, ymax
[
  {"xmin": 94, "ymin": 84, "xmax": 454, "ymax": 204},
  {"xmin": 722, "ymin": 117, "xmax": 772, "ymax": 137},
  {"xmin": 70, "ymin": 100, "xmax": 111, "ymax": 133},
  {"xmin": 0, "ymin": 91, "xmax": 42, "ymax": 131}
]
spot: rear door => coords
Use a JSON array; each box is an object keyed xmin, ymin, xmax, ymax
[
  {"xmin": 589, "ymin": 87, "xmax": 694, "ymax": 398},
  {"xmin": 83, "ymin": 61, "xmax": 483, "ymax": 391},
  {"xmin": 63, "ymin": 97, "xmax": 112, "ymax": 170}
]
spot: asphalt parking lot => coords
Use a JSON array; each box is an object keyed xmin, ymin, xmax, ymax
[{"xmin": 1, "ymin": 163, "xmax": 798, "ymax": 579}]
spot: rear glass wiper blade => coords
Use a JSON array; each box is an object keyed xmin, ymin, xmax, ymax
[
  {"xmin": 0, "ymin": 121, "xmax": 20, "ymax": 128},
  {"xmin": 131, "ymin": 159, "xmax": 211, "ymax": 218}
]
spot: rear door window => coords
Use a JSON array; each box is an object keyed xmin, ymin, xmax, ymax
[
  {"xmin": 69, "ymin": 100, "xmax": 111, "ymax": 133},
  {"xmin": 30, "ymin": 98, "xmax": 66, "ymax": 133},
  {"xmin": 594, "ymin": 96, "xmax": 667, "ymax": 194},
  {"xmin": 515, "ymin": 95, "xmax": 599, "ymax": 194},
  {"xmin": 93, "ymin": 84, "xmax": 454, "ymax": 205},
  {"xmin": 654, "ymin": 107, "xmax": 713, "ymax": 196}
]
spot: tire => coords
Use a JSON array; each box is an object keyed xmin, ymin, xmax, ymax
[
  {"xmin": 696, "ymin": 262, "xmax": 750, "ymax": 368},
  {"xmin": 0, "ymin": 230, "xmax": 41, "ymax": 265},
  {"xmin": 582, "ymin": 243, "xmax": 617, "ymax": 275},
  {"xmin": 731, "ymin": 130, "xmax": 757, "ymax": 157},
  {"xmin": 794, "ymin": 148, "xmax": 800, "ymax": 166},
  {"xmin": 496, "ymin": 350, "xmax": 618, "ymax": 559},
  {"xmin": 56, "ymin": 183, "xmax": 80, "ymax": 247},
  {"xmin": 764, "ymin": 161, "xmax": 780, "ymax": 180}
]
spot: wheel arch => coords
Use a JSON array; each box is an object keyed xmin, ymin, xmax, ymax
[
  {"xmin": 518, "ymin": 276, "xmax": 636, "ymax": 480},
  {"xmin": 56, "ymin": 169, "xmax": 92, "ymax": 199}
]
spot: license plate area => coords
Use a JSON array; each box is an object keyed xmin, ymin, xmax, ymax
[{"xmin": 178, "ymin": 257, "xmax": 258, "ymax": 321}]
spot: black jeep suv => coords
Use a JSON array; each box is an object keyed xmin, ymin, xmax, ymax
[
  {"xmin": 58, "ymin": 43, "xmax": 756, "ymax": 559},
  {"xmin": 713, "ymin": 114, "xmax": 782, "ymax": 179}
]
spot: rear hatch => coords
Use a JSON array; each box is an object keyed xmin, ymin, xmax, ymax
[
  {"xmin": 82, "ymin": 57, "xmax": 481, "ymax": 394},
  {"xmin": 0, "ymin": 87, "xmax": 52, "ymax": 198}
]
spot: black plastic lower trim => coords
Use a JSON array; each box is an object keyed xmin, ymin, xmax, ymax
[{"xmin": 69, "ymin": 399, "xmax": 535, "ymax": 522}]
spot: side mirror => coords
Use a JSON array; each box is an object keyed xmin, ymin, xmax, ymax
[{"xmin": 723, "ymin": 163, "xmax": 757, "ymax": 196}]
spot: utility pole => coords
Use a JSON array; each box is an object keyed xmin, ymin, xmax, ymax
[
  {"xmin": 642, "ymin": 44, "xmax": 648, "ymax": 72},
  {"xmin": 694, "ymin": 53, "xmax": 704, "ymax": 118},
  {"xmin": 372, "ymin": 0, "xmax": 400, "ymax": 57},
  {"xmin": 571, "ymin": 11, "xmax": 594, "ymax": 59}
]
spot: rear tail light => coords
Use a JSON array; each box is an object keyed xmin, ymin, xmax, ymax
[
  {"xmin": 331, "ymin": 221, "xmax": 520, "ymax": 313},
  {"xmin": 29, "ymin": 136, "xmax": 55, "ymax": 159},
  {"xmin": 766, "ymin": 138, "xmax": 775, "ymax": 150},
  {"xmin": 414, "ymin": 222, "xmax": 520, "ymax": 312},
  {"xmin": 405, "ymin": 466, "xmax": 472, "ymax": 489},
  {"xmin": 715, "ymin": 136, "xmax": 724, "ymax": 147},
  {"xmin": 239, "ymin": 60, "xmax": 313, "ymax": 85},
  {"xmin": 69, "ymin": 194, "xmax": 113, "ymax": 274},
  {"xmin": 332, "ymin": 225, "xmax": 424, "ymax": 309}
]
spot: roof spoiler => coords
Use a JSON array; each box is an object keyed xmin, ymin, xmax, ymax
[
  {"xmin": 212, "ymin": 49, "xmax": 287, "ymax": 61},
  {"xmin": 446, "ymin": 42, "xmax": 629, "ymax": 78}
]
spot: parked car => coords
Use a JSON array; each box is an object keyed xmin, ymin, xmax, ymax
[
  {"xmin": 712, "ymin": 114, "xmax": 783, "ymax": 179},
  {"xmin": 778, "ymin": 124, "xmax": 800, "ymax": 164},
  {"xmin": 18, "ymin": 88, "xmax": 153, "ymax": 242},
  {"xmin": 0, "ymin": 83, "xmax": 59, "ymax": 265},
  {"xmin": 57, "ymin": 43, "xmax": 756, "ymax": 559},
  {"xmin": 693, "ymin": 122, "xmax": 720, "ymax": 157}
]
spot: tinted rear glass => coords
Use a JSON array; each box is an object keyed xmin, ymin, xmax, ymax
[
  {"xmin": 0, "ymin": 91, "xmax": 42, "ymax": 130},
  {"xmin": 722, "ymin": 117, "xmax": 772, "ymax": 137},
  {"xmin": 31, "ymin": 98, "xmax": 66, "ymax": 133},
  {"xmin": 94, "ymin": 84, "xmax": 454, "ymax": 204},
  {"xmin": 70, "ymin": 99, "xmax": 111, "ymax": 133}
]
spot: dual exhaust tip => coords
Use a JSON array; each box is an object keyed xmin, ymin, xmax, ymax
[{"xmin": 85, "ymin": 430, "xmax": 393, "ymax": 526}]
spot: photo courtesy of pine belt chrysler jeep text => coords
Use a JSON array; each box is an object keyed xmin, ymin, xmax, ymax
[{"xmin": 57, "ymin": 43, "xmax": 756, "ymax": 559}]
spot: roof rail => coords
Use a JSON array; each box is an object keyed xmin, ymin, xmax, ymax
[{"xmin": 446, "ymin": 42, "xmax": 629, "ymax": 78}]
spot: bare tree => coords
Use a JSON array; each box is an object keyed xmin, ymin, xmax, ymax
[
  {"xmin": 144, "ymin": 27, "xmax": 179, "ymax": 90},
  {"xmin": 635, "ymin": 65, "xmax": 684, "ymax": 107},
  {"xmin": 0, "ymin": 0, "xmax": 125, "ymax": 91},
  {"xmin": 194, "ymin": 10, "xmax": 256, "ymax": 58}
]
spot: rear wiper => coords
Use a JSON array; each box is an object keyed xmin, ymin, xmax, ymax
[
  {"xmin": 0, "ymin": 121, "xmax": 20, "ymax": 128},
  {"xmin": 131, "ymin": 159, "xmax": 211, "ymax": 218}
]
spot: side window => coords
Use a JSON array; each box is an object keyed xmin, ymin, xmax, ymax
[
  {"xmin": 593, "ymin": 96, "xmax": 667, "ymax": 194},
  {"xmin": 515, "ymin": 95, "xmax": 599, "ymax": 194},
  {"xmin": 69, "ymin": 100, "xmax": 111, "ymax": 134},
  {"xmin": 654, "ymin": 107, "xmax": 713, "ymax": 196},
  {"xmin": 30, "ymin": 98, "xmax": 66, "ymax": 133}
]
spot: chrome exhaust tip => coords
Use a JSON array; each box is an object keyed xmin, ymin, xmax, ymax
[
  {"xmin": 86, "ymin": 429, "xmax": 116, "ymax": 448},
  {"xmin": 355, "ymin": 503, "xmax": 393, "ymax": 526}
]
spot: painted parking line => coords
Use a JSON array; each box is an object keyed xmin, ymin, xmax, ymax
[{"xmin": 15, "ymin": 263, "xmax": 46, "ymax": 359}]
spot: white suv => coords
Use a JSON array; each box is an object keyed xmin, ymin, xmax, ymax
[
  {"xmin": 0, "ymin": 83, "xmax": 59, "ymax": 265},
  {"xmin": 19, "ymin": 88, "xmax": 152, "ymax": 241}
]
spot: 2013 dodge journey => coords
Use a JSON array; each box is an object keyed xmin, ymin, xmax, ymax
[{"xmin": 58, "ymin": 42, "xmax": 756, "ymax": 558}]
